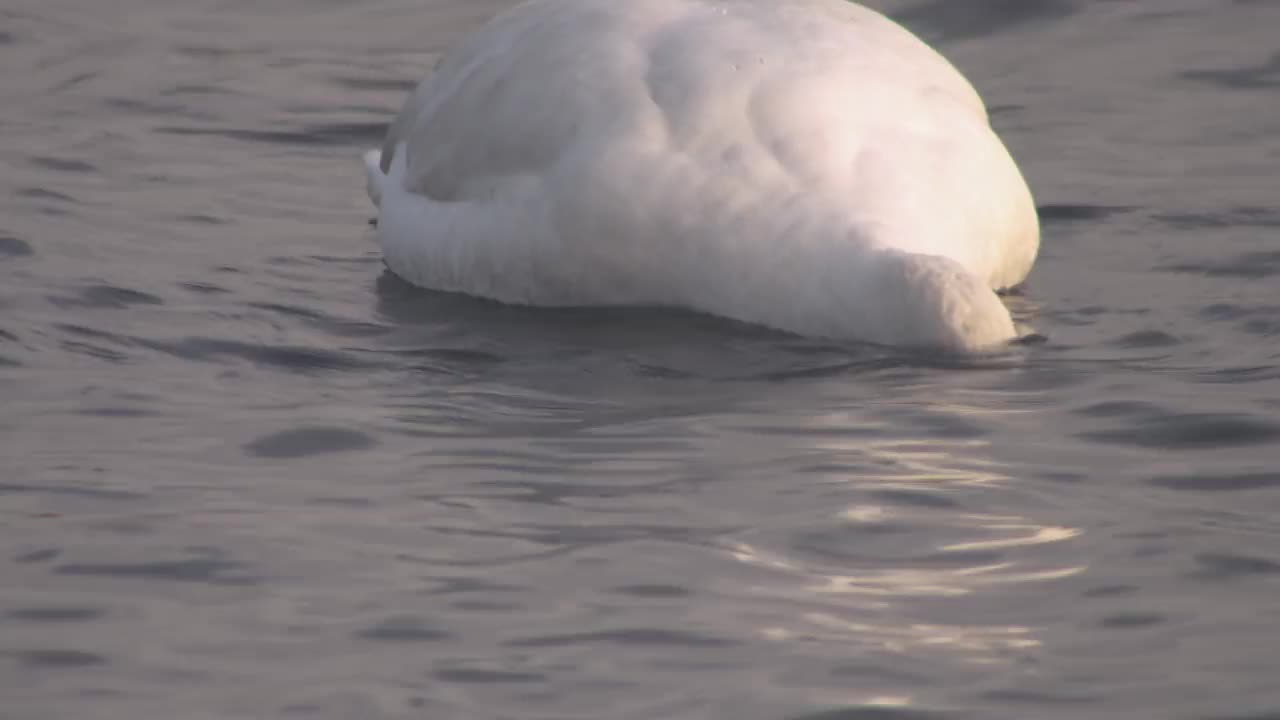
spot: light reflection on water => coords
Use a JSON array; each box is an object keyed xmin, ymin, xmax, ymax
[{"xmin": 715, "ymin": 420, "xmax": 1086, "ymax": 707}]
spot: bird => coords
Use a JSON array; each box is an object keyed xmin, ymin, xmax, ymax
[{"xmin": 363, "ymin": 0, "xmax": 1039, "ymax": 352}]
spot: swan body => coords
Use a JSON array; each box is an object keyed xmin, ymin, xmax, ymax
[{"xmin": 364, "ymin": 0, "xmax": 1039, "ymax": 351}]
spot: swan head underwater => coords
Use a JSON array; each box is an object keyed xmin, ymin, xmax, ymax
[{"xmin": 362, "ymin": 0, "xmax": 1040, "ymax": 353}]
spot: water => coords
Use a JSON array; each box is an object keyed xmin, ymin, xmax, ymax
[{"xmin": 2, "ymin": 0, "xmax": 1279, "ymax": 718}]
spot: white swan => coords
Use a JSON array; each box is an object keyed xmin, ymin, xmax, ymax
[{"xmin": 363, "ymin": 0, "xmax": 1039, "ymax": 351}]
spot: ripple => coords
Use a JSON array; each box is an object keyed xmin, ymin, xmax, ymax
[
  {"xmin": 1159, "ymin": 250, "xmax": 1280, "ymax": 280},
  {"xmin": 244, "ymin": 426, "xmax": 378, "ymax": 459},
  {"xmin": 245, "ymin": 302, "xmax": 387, "ymax": 338},
  {"xmin": 156, "ymin": 121, "xmax": 387, "ymax": 148},
  {"xmin": 892, "ymin": 0, "xmax": 1078, "ymax": 42},
  {"xmin": 1099, "ymin": 612, "xmax": 1164, "ymax": 629},
  {"xmin": 356, "ymin": 617, "xmax": 451, "ymax": 643},
  {"xmin": 1155, "ymin": 206, "xmax": 1280, "ymax": 230},
  {"xmin": 330, "ymin": 75, "xmax": 418, "ymax": 92},
  {"xmin": 139, "ymin": 336, "xmax": 377, "ymax": 372},
  {"xmin": 1237, "ymin": 317, "xmax": 1280, "ymax": 338},
  {"xmin": 178, "ymin": 281, "xmax": 231, "ymax": 294},
  {"xmin": 1180, "ymin": 50, "xmax": 1280, "ymax": 89},
  {"xmin": 1193, "ymin": 552, "xmax": 1280, "ymax": 580},
  {"xmin": 449, "ymin": 600, "xmax": 524, "ymax": 613},
  {"xmin": 426, "ymin": 576, "xmax": 526, "ymax": 595},
  {"xmin": 177, "ymin": 213, "xmax": 230, "ymax": 226},
  {"xmin": 1203, "ymin": 712, "xmax": 1280, "ymax": 720},
  {"xmin": 1036, "ymin": 203, "xmax": 1138, "ymax": 224},
  {"xmin": 1105, "ymin": 329, "xmax": 1181, "ymax": 349},
  {"xmin": 1082, "ymin": 584, "xmax": 1139, "ymax": 598},
  {"xmin": 49, "ymin": 284, "xmax": 164, "ymax": 310},
  {"xmin": 609, "ymin": 584, "xmax": 691, "ymax": 598},
  {"xmin": 76, "ymin": 406, "xmax": 158, "ymax": 418},
  {"xmin": 981, "ymin": 688, "xmax": 1100, "ymax": 705},
  {"xmin": 50, "ymin": 324, "xmax": 135, "ymax": 363},
  {"xmin": 173, "ymin": 44, "xmax": 237, "ymax": 60},
  {"xmin": 381, "ymin": 346, "xmax": 506, "ymax": 368},
  {"xmin": 0, "ymin": 235, "xmax": 33, "ymax": 258},
  {"xmin": 867, "ymin": 489, "xmax": 960, "ymax": 509},
  {"xmin": 1194, "ymin": 365, "xmax": 1280, "ymax": 384},
  {"xmin": 29, "ymin": 155, "xmax": 97, "ymax": 173},
  {"xmin": 0, "ymin": 482, "xmax": 142, "ymax": 500},
  {"xmin": 433, "ymin": 667, "xmax": 545, "ymax": 684},
  {"xmin": 55, "ymin": 554, "xmax": 255, "ymax": 585},
  {"xmin": 1199, "ymin": 302, "xmax": 1276, "ymax": 323},
  {"xmin": 730, "ymin": 509, "xmax": 1082, "ymax": 601},
  {"xmin": 788, "ymin": 707, "xmax": 952, "ymax": 720},
  {"xmin": 1149, "ymin": 472, "xmax": 1280, "ymax": 492},
  {"xmin": 59, "ymin": 340, "xmax": 131, "ymax": 363},
  {"xmin": 1077, "ymin": 412, "xmax": 1280, "ymax": 450},
  {"xmin": 1071, "ymin": 400, "xmax": 1164, "ymax": 419},
  {"xmin": 1203, "ymin": 302, "xmax": 1280, "ymax": 339},
  {"xmin": 6, "ymin": 607, "xmax": 105, "ymax": 623},
  {"xmin": 104, "ymin": 96, "xmax": 192, "ymax": 117},
  {"xmin": 506, "ymin": 628, "xmax": 737, "ymax": 649},
  {"xmin": 14, "ymin": 548, "xmax": 61, "ymax": 565},
  {"xmin": 17, "ymin": 187, "xmax": 79, "ymax": 204},
  {"xmin": 7, "ymin": 649, "xmax": 107, "ymax": 669}
]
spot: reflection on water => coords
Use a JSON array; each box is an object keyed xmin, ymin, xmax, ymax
[{"xmin": 724, "ymin": 429, "xmax": 1084, "ymax": 690}]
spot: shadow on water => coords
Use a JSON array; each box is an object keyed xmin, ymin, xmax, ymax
[{"xmin": 369, "ymin": 270, "xmax": 1037, "ymax": 389}]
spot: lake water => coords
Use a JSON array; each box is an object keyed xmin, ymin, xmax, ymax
[{"xmin": 3, "ymin": 1, "xmax": 1279, "ymax": 718}]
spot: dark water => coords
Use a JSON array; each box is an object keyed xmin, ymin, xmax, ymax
[{"xmin": 3, "ymin": 1, "xmax": 1279, "ymax": 718}]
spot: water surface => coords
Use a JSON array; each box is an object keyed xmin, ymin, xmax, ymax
[{"xmin": 3, "ymin": 1, "xmax": 1280, "ymax": 718}]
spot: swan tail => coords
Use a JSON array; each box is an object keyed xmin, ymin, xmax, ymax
[{"xmin": 870, "ymin": 251, "xmax": 1018, "ymax": 352}]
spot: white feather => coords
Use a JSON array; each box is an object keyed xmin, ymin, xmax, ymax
[{"xmin": 363, "ymin": 0, "xmax": 1040, "ymax": 351}]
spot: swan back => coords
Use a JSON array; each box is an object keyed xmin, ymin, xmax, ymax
[{"xmin": 366, "ymin": 0, "xmax": 1040, "ymax": 350}]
